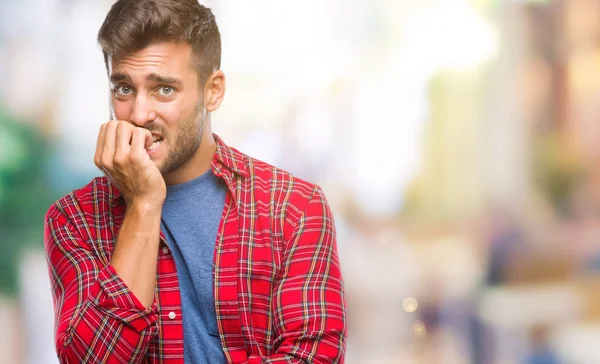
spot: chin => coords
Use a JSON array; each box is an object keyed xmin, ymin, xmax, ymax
[{"xmin": 151, "ymin": 160, "xmax": 164, "ymax": 173}]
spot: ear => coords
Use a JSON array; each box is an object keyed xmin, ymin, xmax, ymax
[{"xmin": 204, "ymin": 70, "xmax": 226, "ymax": 112}]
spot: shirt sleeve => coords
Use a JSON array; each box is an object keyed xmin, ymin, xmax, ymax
[
  {"xmin": 245, "ymin": 186, "xmax": 348, "ymax": 363},
  {"xmin": 44, "ymin": 203, "xmax": 159, "ymax": 364}
]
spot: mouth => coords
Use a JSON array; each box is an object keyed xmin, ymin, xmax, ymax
[{"xmin": 146, "ymin": 135, "xmax": 164, "ymax": 152}]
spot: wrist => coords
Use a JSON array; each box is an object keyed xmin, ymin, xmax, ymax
[{"xmin": 128, "ymin": 197, "xmax": 164, "ymax": 213}]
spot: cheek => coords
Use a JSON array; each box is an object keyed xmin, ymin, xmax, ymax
[
  {"xmin": 155, "ymin": 104, "xmax": 180, "ymax": 122},
  {"xmin": 155, "ymin": 101, "xmax": 189, "ymax": 129},
  {"xmin": 112, "ymin": 100, "xmax": 132, "ymax": 120}
]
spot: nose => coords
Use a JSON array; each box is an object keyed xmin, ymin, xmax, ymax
[{"xmin": 129, "ymin": 94, "xmax": 156, "ymax": 127}]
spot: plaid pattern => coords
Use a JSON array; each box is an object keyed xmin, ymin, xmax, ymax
[{"xmin": 44, "ymin": 135, "xmax": 347, "ymax": 363}]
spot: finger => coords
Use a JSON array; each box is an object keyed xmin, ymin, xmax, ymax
[
  {"xmin": 114, "ymin": 122, "xmax": 133, "ymax": 162},
  {"xmin": 101, "ymin": 120, "xmax": 118, "ymax": 170},
  {"xmin": 131, "ymin": 127, "xmax": 153, "ymax": 155},
  {"xmin": 144, "ymin": 130, "xmax": 154, "ymax": 148},
  {"xmin": 94, "ymin": 124, "xmax": 107, "ymax": 169}
]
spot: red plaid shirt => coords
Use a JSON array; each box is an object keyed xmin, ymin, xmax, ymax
[{"xmin": 44, "ymin": 135, "xmax": 347, "ymax": 363}]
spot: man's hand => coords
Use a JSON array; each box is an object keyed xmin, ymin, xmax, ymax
[
  {"xmin": 94, "ymin": 120, "xmax": 165, "ymax": 307},
  {"xmin": 94, "ymin": 120, "xmax": 166, "ymax": 207}
]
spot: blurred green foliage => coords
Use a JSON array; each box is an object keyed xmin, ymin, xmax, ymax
[{"xmin": 0, "ymin": 107, "xmax": 57, "ymax": 296}]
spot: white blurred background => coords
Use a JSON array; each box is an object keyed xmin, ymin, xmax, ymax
[{"xmin": 2, "ymin": 0, "xmax": 600, "ymax": 363}]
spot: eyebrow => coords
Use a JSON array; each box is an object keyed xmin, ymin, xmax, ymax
[
  {"xmin": 145, "ymin": 73, "xmax": 183, "ymax": 86},
  {"xmin": 109, "ymin": 72, "xmax": 183, "ymax": 86},
  {"xmin": 109, "ymin": 73, "xmax": 132, "ymax": 84}
]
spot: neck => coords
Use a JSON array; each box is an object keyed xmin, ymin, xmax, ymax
[{"xmin": 162, "ymin": 121, "xmax": 216, "ymax": 185}]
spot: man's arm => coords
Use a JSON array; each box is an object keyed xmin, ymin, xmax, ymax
[
  {"xmin": 44, "ymin": 121, "xmax": 166, "ymax": 363},
  {"xmin": 95, "ymin": 120, "xmax": 166, "ymax": 308},
  {"xmin": 45, "ymin": 202, "xmax": 160, "ymax": 364},
  {"xmin": 110, "ymin": 200, "xmax": 162, "ymax": 307},
  {"xmin": 246, "ymin": 186, "xmax": 347, "ymax": 364}
]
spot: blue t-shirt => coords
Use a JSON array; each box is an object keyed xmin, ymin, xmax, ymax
[{"xmin": 160, "ymin": 170, "xmax": 227, "ymax": 364}]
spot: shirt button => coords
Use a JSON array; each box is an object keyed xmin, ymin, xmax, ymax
[
  {"xmin": 161, "ymin": 246, "xmax": 169, "ymax": 255},
  {"xmin": 168, "ymin": 311, "xmax": 176, "ymax": 320}
]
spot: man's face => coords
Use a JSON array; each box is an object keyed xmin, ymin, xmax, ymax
[{"xmin": 109, "ymin": 41, "xmax": 205, "ymax": 174}]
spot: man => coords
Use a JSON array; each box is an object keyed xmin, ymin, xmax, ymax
[{"xmin": 43, "ymin": 1, "xmax": 347, "ymax": 363}]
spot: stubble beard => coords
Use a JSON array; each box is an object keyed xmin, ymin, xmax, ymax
[{"xmin": 156, "ymin": 102, "xmax": 205, "ymax": 175}]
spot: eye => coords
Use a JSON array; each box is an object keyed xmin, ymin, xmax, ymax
[
  {"xmin": 115, "ymin": 85, "xmax": 133, "ymax": 96},
  {"xmin": 157, "ymin": 86, "xmax": 175, "ymax": 97}
]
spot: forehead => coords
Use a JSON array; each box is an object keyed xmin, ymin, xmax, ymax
[{"xmin": 109, "ymin": 42, "xmax": 196, "ymax": 80}]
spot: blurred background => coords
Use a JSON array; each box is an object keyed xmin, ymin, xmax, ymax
[{"xmin": 1, "ymin": 0, "xmax": 600, "ymax": 363}]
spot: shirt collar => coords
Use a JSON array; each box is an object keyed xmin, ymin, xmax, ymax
[{"xmin": 212, "ymin": 133, "xmax": 249, "ymax": 178}]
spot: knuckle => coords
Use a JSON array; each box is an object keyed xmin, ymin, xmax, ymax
[
  {"xmin": 100, "ymin": 157, "xmax": 113, "ymax": 170},
  {"xmin": 116, "ymin": 120, "xmax": 128, "ymax": 129},
  {"xmin": 127, "ymin": 152, "xmax": 139, "ymax": 163},
  {"xmin": 113, "ymin": 153, "xmax": 127, "ymax": 167},
  {"xmin": 119, "ymin": 122, "xmax": 135, "ymax": 137}
]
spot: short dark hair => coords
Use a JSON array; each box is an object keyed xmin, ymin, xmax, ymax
[{"xmin": 98, "ymin": 0, "xmax": 221, "ymax": 83}]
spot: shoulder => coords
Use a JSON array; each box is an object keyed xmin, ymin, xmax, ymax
[
  {"xmin": 237, "ymin": 151, "xmax": 332, "ymax": 235},
  {"xmin": 239, "ymin": 151, "xmax": 335, "ymax": 244},
  {"xmin": 247, "ymin": 154, "xmax": 317, "ymax": 197},
  {"xmin": 45, "ymin": 176, "xmax": 113, "ymax": 224},
  {"xmin": 230, "ymin": 143, "xmax": 321, "ymax": 204}
]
